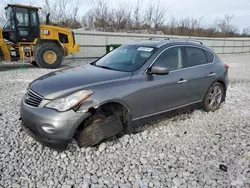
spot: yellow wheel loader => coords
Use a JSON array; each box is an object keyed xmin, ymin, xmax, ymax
[{"xmin": 0, "ymin": 4, "xmax": 80, "ymax": 69}]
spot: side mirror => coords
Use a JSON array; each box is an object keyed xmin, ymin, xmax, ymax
[{"xmin": 148, "ymin": 66, "xmax": 169, "ymax": 75}]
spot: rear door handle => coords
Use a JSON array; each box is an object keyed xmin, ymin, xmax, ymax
[
  {"xmin": 208, "ymin": 72, "xmax": 216, "ymax": 77},
  {"xmin": 177, "ymin": 79, "xmax": 187, "ymax": 84}
]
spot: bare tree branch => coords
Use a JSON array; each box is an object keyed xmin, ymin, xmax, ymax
[
  {"xmin": 215, "ymin": 14, "xmax": 237, "ymax": 37},
  {"xmin": 133, "ymin": 0, "xmax": 143, "ymax": 29},
  {"xmin": 2, "ymin": 0, "xmax": 245, "ymax": 36}
]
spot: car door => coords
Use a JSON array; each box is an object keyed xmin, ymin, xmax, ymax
[
  {"xmin": 130, "ymin": 46, "xmax": 190, "ymax": 119},
  {"xmin": 181, "ymin": 46, "xmax": 216, "ymax": 103}
]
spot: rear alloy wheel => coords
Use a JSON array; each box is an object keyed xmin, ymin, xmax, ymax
[
  {"xmin": 35, "ymin": 43, "xmax": 63, "ymax": 69},
  {"xmin": 203, "ymin": 82, "xmax": 224, "ymax": 112}
]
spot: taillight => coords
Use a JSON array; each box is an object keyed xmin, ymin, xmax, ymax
[{"xmin": 224, "ymin": 64, "xmax": 229, "ymax": 70}]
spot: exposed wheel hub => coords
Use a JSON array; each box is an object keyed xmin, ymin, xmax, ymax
[{"xmin": 43, "ymin": 51, "xmax": 57, "ymax": 64}]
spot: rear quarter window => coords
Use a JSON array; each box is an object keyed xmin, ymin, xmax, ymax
[
  {"xmin": 184, "ymin": 47, "xmax": 208, "ymax": 67},
  {"xmin": 205, "ymin": 50, "xmax": 214, "ymax": 63}
]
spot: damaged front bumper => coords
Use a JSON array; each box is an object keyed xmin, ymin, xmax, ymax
[
  {"xmin": 20, "ymin": 99, "xmax": 92, "ymax": 150},
  {"xmin": 20, "ymin": 120, "xmax": 70, "ymax": 150}
]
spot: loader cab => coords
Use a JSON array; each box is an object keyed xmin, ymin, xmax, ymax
[{"xmin": 2, "ymin": 4, "xmax": 40, "ymax": 43}]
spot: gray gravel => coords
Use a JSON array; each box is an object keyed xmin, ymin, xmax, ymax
[{"xmin": 0, "ymin": 54, "xmax": 250, "ymax": 188}]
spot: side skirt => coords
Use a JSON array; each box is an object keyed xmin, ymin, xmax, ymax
[{"xmin": 131, "ymin": 101, "xmax": 202, "ymax": 132}]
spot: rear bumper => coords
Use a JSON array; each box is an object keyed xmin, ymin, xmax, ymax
[
  {"xmin": 225, "ymin": 71, "xmax": 229, "ymax": 89},
  {"xmin": 223, "ymin": 71, "xmax": 229, "ymax": 101}
]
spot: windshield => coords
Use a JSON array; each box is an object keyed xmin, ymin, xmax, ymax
[
  {"xmin": 93, "ymin": 45, "xmax": 156, "ymax": 72},
  {"xmin": 15, "ymin": 7, "xmax": 29, "ymax": 27},
  {"xmin": 3, "ymin": 7, "xmax": 15, "ymax": 29}
]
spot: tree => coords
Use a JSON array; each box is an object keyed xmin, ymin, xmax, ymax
[
  {"xmin": 152, "ymin": 1, "xmax": 169, "ymax": 30},
  {"xmin": 133, "ymin": 0, "xmax": 143, "ymax": 29},
  {"xmin": 215, "ymin": 14, "xmax": 238, "ymax": 37},
  {"xmin": 242, "ymin": 27, "xmax": 250, "ymax": 36},
  {"xmin": 144, "ymin": 3, "xmax": 154, "ymax": 29},
  {"xmin": 144, "ymin": 0, "xmax": 168, "ymax": 32},
  {"xmin": 1, "ymin": 0, "xmax": 246, "ymax": 37},
  {"xmin": 81, "ymin": 10, "xmax": 96, "ymax": 28},
  {"xmin": 168, "ymin": 16, "xmax": 177, "ymax": 35},
  {"xmin": 110, "ymin": 1, "xmax": 131, "ymax": 30},
  {"xmin": 72, "ymin": 0, "xmax": 80, "ymax": 22},
  {"xmin": 92, "ymin": 0, "xmax": 110, "ymax": 31},
  {"xmin": 190, "ymin": 17, "xmax": 204, "ymax": 35},
  {"xmin": 29, "ymin": 0, "xmax": 81, "ymax": 28}
]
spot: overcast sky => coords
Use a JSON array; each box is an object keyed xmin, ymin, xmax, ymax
[{"xmin": 1, "ymin": 0, "xmax": 250, "ymax": 32}]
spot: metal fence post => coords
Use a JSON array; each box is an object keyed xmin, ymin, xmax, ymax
[
  {"xmin": 223, "ymin": 39, "xmax": 225, "ymax": 53},
  {"xmin": 212, "ymin": 38, "xmax": 215, "ymax": 52},
  {"xmin": 233, "ymin": 40, "xmax": 235, "ymax": 53},
  {"xmin": 248, "ymin": 40, "xmax": 250, "ymax": 52},
  {"xmin": 105, "ymin": 33, "xmax": 108, "ymax": 46},
  {"xmin": 242, "ymin": 40, "xmax": 244, "ymax": 53}
]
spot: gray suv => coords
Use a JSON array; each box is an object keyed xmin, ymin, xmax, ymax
[{"xmin": 20, "ymin": 38, "xmax": 229, "ymax": 150}]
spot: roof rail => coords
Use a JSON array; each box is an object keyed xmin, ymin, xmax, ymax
[
  {"xmin": 148, "ymin": 37, "xmax": 203, "ymax": 45},
  {"xmin": 166, "ymin": 38, "xmax": 203, "ymax": 45},
  {"xmin": 125, "ymin": 38, "xmax": 148, "ymax": 44},
  {"xmin": 185, "ymin": 38, "xmax": 203, "ymax": 45},
  {"xmin": 148, "ymin": 37, "xmax": 176, "ymax": 41}
]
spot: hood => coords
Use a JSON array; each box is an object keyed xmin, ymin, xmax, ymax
[{"xmin": 30, "ymin": 64, "xmax": 132, "ymax": 99}]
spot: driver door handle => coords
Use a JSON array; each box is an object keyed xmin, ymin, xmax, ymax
[
  {"xmin": 177, "ymin": 79, "xmax": 187, "ymax": 84},
  {"xmin": 208, "ymin": 72, "xmax": 216, "ymax": 77}
]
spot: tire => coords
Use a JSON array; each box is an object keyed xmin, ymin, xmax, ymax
[
  {"xmin": 31, "ymin": 61, "xmax": 38, "ymax": 67},
  {"xmin": 203, "ymin": 82, "xmax": 224, "ymax": 112},
  {"xmin": 35, "ymin": 43, "xmax": 63, "ymax": 69},
  {"xmin": 76, "ymin": 114, "xmax": 106, "ymax": 147}
]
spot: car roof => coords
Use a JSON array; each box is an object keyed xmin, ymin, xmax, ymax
[{"xmin": 127, "ymin": 38, "xmax": 214, "ymax": 52}]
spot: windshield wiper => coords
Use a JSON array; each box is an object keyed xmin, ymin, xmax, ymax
[{"xmin": 95, "ymin": 65, "xmax": 115, "ymax": 70}]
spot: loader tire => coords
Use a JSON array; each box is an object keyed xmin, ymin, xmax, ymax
[
  {"xmin": 31, "ymin": 61, "xmax": 38, "ymax": 67},
  {"xmin": 35, "ymin": 43, "xmax": 63, "ymax": 69}
]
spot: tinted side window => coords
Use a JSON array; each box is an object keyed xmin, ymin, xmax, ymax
[
  {"xmin": 16, "ymin": 8, "xmax": 29, "ymax": 27},
  {"xmin": 185, "ymin": 47, "xmax": 207, "ymax": 67},
  {"xmin": 30, "ymin": 10, "xmax": 38, "ymax": 26},
  {"xmin": 153, "ymin": 47, "xmax": 183, "ymax": 71},
  {"xmin": 205, "ymin": 50, "xmax": 214, "ymax": 63}
]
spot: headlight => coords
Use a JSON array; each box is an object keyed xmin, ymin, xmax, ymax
[{"xmin": 45, "ymin": 90, "xmax": 94, "ymax": 111}]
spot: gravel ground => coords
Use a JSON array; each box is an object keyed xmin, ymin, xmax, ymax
[{"xmin": 0, "ymin": 54, "xmax": 250, "ymax": 188}]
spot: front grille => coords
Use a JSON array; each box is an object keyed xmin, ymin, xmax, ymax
[{"xmin": 25, "ymin": 89, "xmax": 43, "ymax": 107}]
